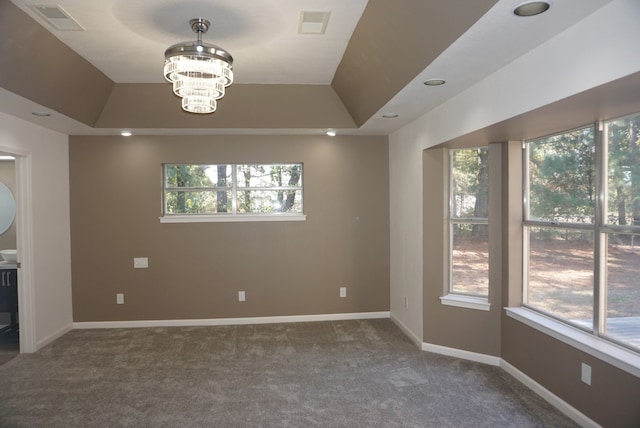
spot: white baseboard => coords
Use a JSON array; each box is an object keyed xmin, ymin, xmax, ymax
[
  {"xmin": 420, "ymin": 342, "xmax": 600, "ymax": 427},
  {"xmin": 390, "ymin": 313, "xmax": 422, "ymax": 348},
  {"xmin": 500, "ymin": 359, "xmax": 601, "ymax": 428},
  {"xmin": 35, "ymin": 323, "xmax": 73, "ymax": 351},
  {"xmin": 73, "ymin": 311, "xmax": 390, "ymax": 329},
  {"xmin": 422, "ymin": 341, "xmax": 501, "ymax": 366}
]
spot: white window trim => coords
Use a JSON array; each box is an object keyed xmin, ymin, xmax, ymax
[
  {"xmin": 523, "ymin": 121, "xmax": 640, "ymax": 353},
  {"xmin": 160, "ymin": 213, "xmax": 306, "ymax": 223},
  {"xmin": 506, "ymin": 307, "xmax": 640, "ymax": 378},
  {"xmin": 440, "ymin": 294, "xmax": 490, "ymax": 311},
  {"xmin": 447, "ymin": 147, "xmax": 490, "ymax": 299}
]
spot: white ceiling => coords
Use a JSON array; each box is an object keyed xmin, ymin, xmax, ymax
[
  {"xmin": 5, "ymin": 0, "xmax": 614, "ymax": 135},
  {"xmin": 12, "ymin": 0, "xmax": 368, "ymax": 84}
]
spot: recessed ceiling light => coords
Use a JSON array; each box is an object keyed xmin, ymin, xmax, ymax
[
  {"xmin": 120, "ymin": 131, "xmax": 132, "ymax": 137},
  {"xmin": 382, "ymin": 113, "xmax": 399, "ymax": 119},
  {"xmin": 326, "ymin": 129, "xmax": 336, "ymax": 137},
  {"xmin": 31, "ymin": 111, "xmax": 51, "ymax": 117},
  {"xmin": 513, "ymin": 1, "xmax": 551, "ymax": 17},
  {"xmin": 423, "ymin": 79, "xmax": 446, "ymax": 86}
]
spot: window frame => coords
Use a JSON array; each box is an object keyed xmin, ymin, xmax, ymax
[
  {"xmin": 442, "ymin": 147, "xmax": 491, "ymax": 310},
  {"xmin": 160, "ymin": 163, "xmax": 306, "ymax": 223},
  {"xmin": 522, "ymin": 118, "xmax": 640, "ymax": 353}
]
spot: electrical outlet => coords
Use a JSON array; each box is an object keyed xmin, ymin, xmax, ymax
[
  {"xmin": 340, "ymin": 287, "xmax": 347, "ymax": 298},
  {"xmin": 238, "ymin": 291, "xmax": 246, "ymax": 302},
  {"xmin": 116, "ymin": 293, "xmax": 124, "ymax": 304},
  {"xmin": 581, "ymin": 363, "xmax": 591, "ymax": 385},
  {"xmin": 134, "ymin": 257, "xmax": 148, "ymax": 269}
]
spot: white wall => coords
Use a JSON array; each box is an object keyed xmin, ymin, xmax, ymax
[
  {"xmin": 0, "ymin": 112, "xmax": 72, "ymax": 352},
  {"xmin": 389, "ymin": 132, "xmax": 425, "ymax": 343},
  {"xmin": 389, "ymin": 0, "xmax": 640, "ymax": 341}
]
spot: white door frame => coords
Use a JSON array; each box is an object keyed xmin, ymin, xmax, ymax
[
  {"xmin": 0, "ymin": 145, "xmax": 36, "ymax": 353},
  {"xmin": 15, "ymin": 153, "xmax": 36, "ymax": 353}
]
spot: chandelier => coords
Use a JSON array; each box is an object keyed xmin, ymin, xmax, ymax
[{"xmin": 164, "ymin": 18, "xmax": 234, "ymax": 114}]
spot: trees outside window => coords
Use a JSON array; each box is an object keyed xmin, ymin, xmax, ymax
[
  {"xmin": 449, "ymin": 147, "xmax": 489, "ymax": 297},
  {"xmin": 164, "ymin": 163, "xmax": 303, "ymax": 216},
  {"xmin": 524, "ymin": 113, "xmax": 640, "ymax": 352}
]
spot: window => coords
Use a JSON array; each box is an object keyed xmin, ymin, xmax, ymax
[
  {"xmin": 162, "ymin": 163, "xmax": 304, "ymax": 222},
  {"xmin": 524, "ymin": 114, "xmax": 640, "ymax": 352},
  {"xmin": 448, "ymin": 147, "xmax": 489, "ymax": 298}
]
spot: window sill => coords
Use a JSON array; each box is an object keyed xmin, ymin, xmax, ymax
[
  {"xmin": 440, "ymin": 294, "xmax": 490, "ymax": 311},
  {"xmin": 506, "ymin": 307, "xmax": 640, "ymax": 378},
  {"xmin": 159, "ymin": 214, "xmax": 307, "ymax": 223}
]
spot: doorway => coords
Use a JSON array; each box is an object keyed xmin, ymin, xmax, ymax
[{"xmin": 0, "ymin": 154, "xmax": 18, "ymax": 364}]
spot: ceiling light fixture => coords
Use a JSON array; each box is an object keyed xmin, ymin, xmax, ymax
[
  {"xmin": 423, "ymin": 79, "xmax": 446, "ymax": 86},
  {"xmin": 164, "ymin": 18, "xmax": 233, "ymax": 114},
  {"xmin": 31, "ymin": 111, "xmax": 51, "ymax": 117},
  {"xmin": 326, "ymin": 129, "xmax": 337, "ymax": 137},
  {"xmin": 382, "ymin": 113, "xmax": 399, "ymax": 119},
  {"xmin": 120, "ymin": 131, "xmax": 132, "ymax": 137},
  {"xmin": 513, "ymin": 1, "xmax": 551, "ymax": 17}
]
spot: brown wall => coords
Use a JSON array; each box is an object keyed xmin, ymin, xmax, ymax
[
  {"xmin": 95, "ymin": 84, "xmax": 357, "ymax": 130},
  {"xmin": 0, "ymin": 160, "xmax": 16, "ymax": 251},
  {"xmin": 502, "ymin": 317, "xmax": 640, "ymax": 428},
  {"xmin": 0, "ymin": 2, "xmax": 113, "ymax": 126},
  {"xmin": 332, "ymin": 0, "xmax": 497, "ymax": 126},
  {"xmin": 422, "ymin": 146, "xmax": 502, "ymax": 356},
  {"xmin": 497, "ymin": 141, "xmax": 640, "ymax": 428},
  {"xmin": 424, "ymin": 140, "xmax": 640, "ymax": 427},
  {"xmin": 69, "ymin": 134, "xmax": 389, "ymax": 322}
]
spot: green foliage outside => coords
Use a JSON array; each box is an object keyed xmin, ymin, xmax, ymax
[
  {"xmin": 528, "ymin": 116, "xmax": 640, "ymax": 241},
  {"xmin": 607, "ymin": 116, "xmax": 640, "ymax": 227},
  {"xmin": 451, "ymin": 148, "xmax": 488, "ymax": 238},
  {"xmin": 236, "ymin": 164, "xmax": 301, "ymax": 213},
  {"xmin": 529, "ymin": 127, "xmax": 595, "ymax": 225},
  {"xmin": 165, "ymin": 165, "xmax": 221, "ymax": 214},
  {"xmin": 164, "ymin": 164, "xmax": 302, "ymax": 215}
]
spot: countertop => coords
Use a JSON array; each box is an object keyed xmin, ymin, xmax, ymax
[{"xmin": 0, "ymin": 261, "xmax": 18, "ymax": 269}]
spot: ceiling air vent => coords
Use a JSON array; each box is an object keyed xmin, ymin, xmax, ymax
[
  {"xmin": 29, "ymin": 4, "xmax": 84, "ymax": 31},
  {"xmin": 298, "ymin": 11, "xmax": 330, "ymax": 35}
]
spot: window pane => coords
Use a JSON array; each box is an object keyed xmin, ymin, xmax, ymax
[
  {"xmin": 451, "ymin": 148, "xmax": 489, "ymax": 219},
  {"xmin": 526, "ymin": 227, "xmax": 594, "ymax": 324},
  {"xmin": 528, "ymin": 128, "xmax": 595, "ymax": 223},
  {"xmin": 165, "ymin": 190, "xmax": 232, "ymax": 214},
  {"xmin": 237, "ymin": 190, "xmax": 302, "ymax": 214},
  {"xmin": 606, "ymin": 114, "xmax": 640, "ymax": 226},
  {"xmin": 165, "ymin": 164, "xmax": 231, "ymax": 188},
  {"xmin": 163, "ymin": 163, "xmax": 304, "ymax": 217},
  {"xmin": 236, "ymin": 164, "xmax": 302, "ymax": 188},
  {"xmin": 451, "ymin": 223, "xmax": 489, "ymax": 296},
  {"xmin": 605, "ymin": 233, "xmax": 640, "ymax": 350}
]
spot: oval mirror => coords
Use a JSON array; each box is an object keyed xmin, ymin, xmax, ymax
[{"xmin": 0, "ymin": 181, "xmax": 16, "ymax": 235}]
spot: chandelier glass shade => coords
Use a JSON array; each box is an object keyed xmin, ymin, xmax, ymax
[{"xmin": 164, "ymin": 18, "xmax": 234, "ymax": 114}]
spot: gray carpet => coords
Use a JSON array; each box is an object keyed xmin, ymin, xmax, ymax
[
  {"xmin": 0, "ymin": 328, "xmax": 19, "ymax": 366},
  {"xmin": 0, "ymin": 319, "xmax": 577, "ymax": 427}
]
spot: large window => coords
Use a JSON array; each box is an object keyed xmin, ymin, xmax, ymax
[
  {"xmin": 449, "ymin": 147, "xmax": 489, "ymax": 297},
  {"xmin": 524, "ymin": 113, "xmax": 640, "ymax": 352},
  {"xmin": 162, "ymin": 163, "xmax": 303, "ymax": 220}
]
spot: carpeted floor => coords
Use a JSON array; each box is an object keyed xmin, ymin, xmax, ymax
[
  {"xmin": 0, "ymin": 312, "xmax": 20, "ymax": 365},
  {"xmin": 0, "ymin": 328, "xmax": 19, "ymax": 366},
  {"xmin": 0, "ymin": 319, "xmax": 578, "ymax": 427}
]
